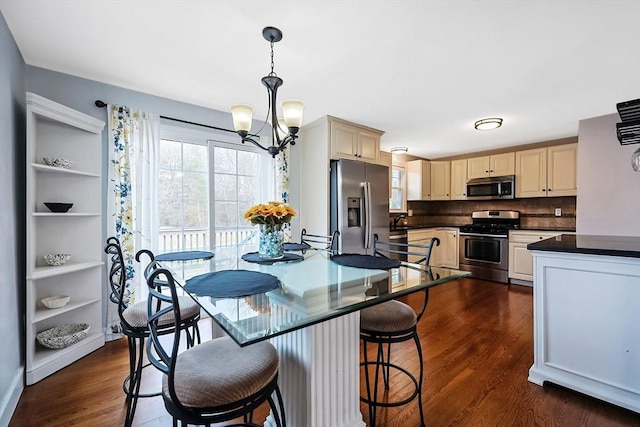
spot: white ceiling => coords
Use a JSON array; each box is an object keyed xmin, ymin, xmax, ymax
[{"xmin": 1, "ymin": 0, "xmax": 639, "ymax": 159}]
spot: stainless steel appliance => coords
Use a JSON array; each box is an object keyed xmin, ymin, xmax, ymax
[
  {"xmin": 466, "ymin": 175, "xmax": 515, "ymax": 200},
  {"xmin": 458, "ymin": 210, "xmax": 520, "ymax": 283},
  {"xmin": 330, "ymin": 159, "xmax": 389, "ymax": 254}
]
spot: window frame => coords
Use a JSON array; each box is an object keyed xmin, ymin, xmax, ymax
[
  {"xmin": 389, "ymin": 159, "xmax": 407, "ymax": 213},
  {"xmin": 159, "ymin": 124, "xmax": 275, "ymax": 250}
]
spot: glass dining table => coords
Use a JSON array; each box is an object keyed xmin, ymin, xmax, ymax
[{"xmin": 162, "ymin": 243, "xmax": 470, "ymax": 427}]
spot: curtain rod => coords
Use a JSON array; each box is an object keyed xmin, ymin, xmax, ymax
[{"xmin": 94, "ymin": 99, "xmax": 254, "ymax": 137}]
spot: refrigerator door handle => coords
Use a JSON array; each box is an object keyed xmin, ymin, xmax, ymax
[{"xmin": 363, "ymin": 181, "xmax": 372, "ymax": 249}]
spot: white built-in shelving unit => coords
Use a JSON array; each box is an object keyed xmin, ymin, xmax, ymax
[{"xmin": 25, "ymin": 92, "xmax": 105, "ymax": 385}]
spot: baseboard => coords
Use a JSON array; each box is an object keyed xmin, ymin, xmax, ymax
[{"xmin": 0, "ymin": 367, "xmax": 23, "ymax": 427}]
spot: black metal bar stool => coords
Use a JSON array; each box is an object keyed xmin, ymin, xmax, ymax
[{"xmin": 360, "ymin": 235, "xmax": 439, "ymax": 427}]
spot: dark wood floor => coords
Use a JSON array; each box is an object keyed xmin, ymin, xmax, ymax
[{"xmin": 10, "ymin": 278, "xmax": 640, "ymax": 426}]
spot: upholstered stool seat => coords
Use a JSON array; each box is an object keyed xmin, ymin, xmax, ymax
[
  {"xmin": 164, "ymin": 337, "xmax": 279, "ymax": 408},
  {"xmin": 122, "ymin": 297, "xmax": 200, "ymax": 329},
  {"xmin": 360, "ymin": 300, "xmax": 417, "ymax": 333}
]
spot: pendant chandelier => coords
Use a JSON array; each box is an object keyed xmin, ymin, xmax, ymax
[{"xmin": 230, "ymin": 27, "xmax": 304, "ymax": 158}]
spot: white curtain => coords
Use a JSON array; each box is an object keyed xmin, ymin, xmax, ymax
[{"xmin": 106, "ymin": 105, "xmax": 160, "ymax": 341}]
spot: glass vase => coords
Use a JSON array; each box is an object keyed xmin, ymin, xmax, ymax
[{"xmin": 258, "ymin": 224, "xmax": 284, "ymax": 259}]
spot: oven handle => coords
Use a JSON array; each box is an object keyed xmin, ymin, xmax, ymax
[{"xmin": 459, "ymin": 232, "xmax": 508, "ymax": 238}]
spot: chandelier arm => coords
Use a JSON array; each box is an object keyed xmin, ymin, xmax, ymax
[{"xmin": 241, "ymin": 136, "xmax": 271, "ymax": 152}]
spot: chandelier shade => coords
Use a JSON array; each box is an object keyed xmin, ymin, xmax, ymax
[{"xmin": 230, "ymin": 27, "xmax": 304, "ymax": 158}]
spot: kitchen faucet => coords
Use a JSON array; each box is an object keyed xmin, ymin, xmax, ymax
[{"xmin": 392, "ymin": 214, "xmax": 407, "ymax": 229}]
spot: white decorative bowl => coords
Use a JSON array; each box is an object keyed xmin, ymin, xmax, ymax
[
  {"xmin": 42, "ymin": 254, "xmax": 71, "ymax": 266},
  {"xmin": 41, "ymin": 295, "xmax": 71, "ymax": 309},
  {"xmin": 43, "ymin": 157, "xmax": 73, "ymax": 169},
  {"xmin": 36, "ymin": 323, "xmax": 90, "ymax": 349}
]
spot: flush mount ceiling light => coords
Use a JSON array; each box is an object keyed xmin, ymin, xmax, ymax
[
  {"xmin": 230, "ymin": 27, "xmax": 304, "ymax": 158},
  {"xmin": 390, "ymin": 147, "xmax": 408, "ymax": 154},
  {"xmin": 474, "ymin": 118, "xmax": 503, "ymax": 131}
]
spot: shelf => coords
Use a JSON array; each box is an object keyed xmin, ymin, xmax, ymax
[
  {"xmin": 28, "ymin": 261, "xmax": 104, "ymax": 280},
  {"xmin": 33, "ymin": 298, "xmax": 101, "ymax": 323},
  {"xmin": 32, "ymin": 163, "xmax": 100, "ymax": 177},
  {"xmin": 33, "ymin": 212, "xmax": 101, "ymax": 217},
  {"xmin": 32, "ymin": 331, "xmax": 104, "ymax": 365}
]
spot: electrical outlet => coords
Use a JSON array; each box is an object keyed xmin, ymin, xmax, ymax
[
  {"xmin": 555, "ymin": 208, "xmax": 561, "ymax": 217},
  {"xmin": 408, "ymin": 209, "xmax": 413, "ymax": 217}
]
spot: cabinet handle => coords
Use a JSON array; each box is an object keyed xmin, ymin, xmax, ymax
[
  {"xmin": 446, "ymin": 194, "xmax": 449, "ymax": 196},
  {"xmin": 490, "ymin": 169, "xmax": 493, "ymax": 172},
  {"xmin": 485, "ymin": 170, "xmax": 489, "ymax": 173},
  {"xmin": 542, "ymin": 189, "xmax": 546, "ymax": 191},
  {"xmin": 548, "ymin": 188, "xmax": 552, "ymax": 192}
]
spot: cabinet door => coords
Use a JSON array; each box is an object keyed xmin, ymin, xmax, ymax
[
  {"xmin": 547, "ymin": 143, "xmax": 577, "ymax": 196},
  {"xmin": 406, "ymin": 160, "xmax": 430, "ymax": 200},
  {"xmin": 491, "ymin": 152, "xmax": 515, "ymax": 176},
  {"xmin": 330, "ymin": 122, "xmax": 358, "ymax": 159},
  {"xmin": 430, "ymin": 161, "xmax": 451, "ymax": 200},
  {"xmin": 437, "ymin": 229, "xmax": 458, "ymax": 268},
  {"xmin": 467, "ymin": 156, "xmax": 491, "ymax": 179},
  {"xmin": 358, "ymin": 130, "xmax": 380, "ymax": 163},
  {"xmin": 509, "ymin": 243, "xmax": 534, "ymax": 280},
  {"xmin": 450, "ymin": 159, "xmax": 467, "ymax": 200},
  {"xmin": 516, "ymin": 148, "xmax": 547, "ymax": 198}
]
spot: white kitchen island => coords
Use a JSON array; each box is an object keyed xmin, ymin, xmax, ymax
[{"xmin": 528, "ymin": 234, "xmax": 640, "ymax": 413}]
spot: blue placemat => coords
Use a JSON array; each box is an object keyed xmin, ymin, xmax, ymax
[
  {"xmin": 283, "ymin": 242, "xmax": 311, "ymax": 251},
  {"xmin": 184, "ymin": 269, "xmax": 280, "ymax": 298},
  {"xmin": 330, "ymin": 254, "xmax": 401, "ymax": 270},
  {"xmin": 156, "ymin": 251, "xmax": 214, "ymax": 261},
  {"xmin": 241, "ymin": 252, "xmax": 304, "ymax": 265}
]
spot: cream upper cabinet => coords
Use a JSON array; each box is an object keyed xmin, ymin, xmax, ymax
[
  {"xmin": 406, "ymin": 160, "xmax": 431, "ymax": 200},
  {"xmin": 547, "ymin": 144, "xmax": 578, "ymax": 196},
  {"xmin": 467, "ymin": 152, "xmax": 515, "ymax": 179},
  {"xmin": 515, "ymin": 143, "xmax": 577, "ymax": 198},
  {"xmin": 330, "ymin": 120, "xmax": 381, "ymax": 164},
  {"xmin": 430, "ymin": 161, "xmax": 451, "ymax": 200},
  {"xmin": 450, "ymin": 159, "xmax": 467, "ymax": 200}
]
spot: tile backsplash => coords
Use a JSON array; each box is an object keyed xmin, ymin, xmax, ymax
[{"xmin": 393, "ymin": 196, "xmax": 576, "ymax": 230}]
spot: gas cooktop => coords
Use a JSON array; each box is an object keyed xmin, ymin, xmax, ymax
[{"xmin": 459, "ymin": 210, "xmax": 521, "ymax": 236}]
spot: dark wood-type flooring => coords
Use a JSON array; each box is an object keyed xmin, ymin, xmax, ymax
[{"xmin": 10, "ymin": 278, "xmax": 640, "ymax": 426}]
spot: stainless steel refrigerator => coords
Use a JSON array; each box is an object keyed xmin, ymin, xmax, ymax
[{"xmin": 330, "ymin": 159, "xmax": 390, "ymax": 254}]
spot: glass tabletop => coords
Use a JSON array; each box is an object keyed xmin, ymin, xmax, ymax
[{"xmin": 162, "ymin": 244, "xmax": 470, "ymax": 346}]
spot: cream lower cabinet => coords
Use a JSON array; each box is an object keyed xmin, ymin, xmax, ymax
[
  {"xmin": 508, "ymin": 230, "xmax": 566, "ymax": 282},
  {"xmin": 515, "ymin": 144, "xmax": 577, "ymax": 198},
  {"xmin": 26, "ymin": 93, "xmax": 105, "ymax": 384},
  {"xmin": 408, "ymin": 228, "xmax": 458, "ymax": 268}
]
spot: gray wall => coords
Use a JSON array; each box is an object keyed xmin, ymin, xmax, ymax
[
  {"xmin": 577, "ymin": 113, "xmax": 640, "ymax": 236},
  {"xmin": 0, "ymin": 10, "xmax": 25, "ymax": 427}
]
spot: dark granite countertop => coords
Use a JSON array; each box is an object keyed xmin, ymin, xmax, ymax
[
  {"xmin": 527, "ymin": 234, "xmax": 640, "ymax": 258},
  {"xmin": 390, "ymin": 225, "xmax": 460, "ymax": 232}
]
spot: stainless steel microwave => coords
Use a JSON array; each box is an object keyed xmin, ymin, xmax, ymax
[{"xmin": 466, "ymin": 175, "xmax": 515, "ymax": 200}]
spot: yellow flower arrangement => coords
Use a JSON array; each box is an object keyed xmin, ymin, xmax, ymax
[{"xmin": 244, "ymin": 201, "xmax": 296, "ymax": 227}]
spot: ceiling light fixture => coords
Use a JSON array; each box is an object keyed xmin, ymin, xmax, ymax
[
  {"xmin": 474, "ymin": 118, "xmax": 503, "ymax": 131},
  {"xmin": 230, "ymin": 27, "xmax": 304, "ymax": 158},
  {"xmin": 390, "ymin": 147, "xmax": 408, "ymax": 154}
]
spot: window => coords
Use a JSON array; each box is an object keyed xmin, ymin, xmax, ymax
[
  {"xmin": 158, "ymin": 126, "xmax": 274, "ymax": 252},
  {"xmin": 390, "ymin": 164, "xmax": 407, "ymax": 212}
]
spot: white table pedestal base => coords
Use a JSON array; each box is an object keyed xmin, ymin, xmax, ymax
[{"xmin": 265, "ymin": 311, "xmax": 365, "ymax": 427}]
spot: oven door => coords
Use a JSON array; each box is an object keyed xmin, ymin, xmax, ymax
[{"xmin": 458, "ymin": 233, "xmax": 508, "ymax": 270}]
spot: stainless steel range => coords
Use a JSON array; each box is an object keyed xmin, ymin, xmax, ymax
[{"xmin": 458, "ymin": 210, "xmax": 520, "ymax": 283}]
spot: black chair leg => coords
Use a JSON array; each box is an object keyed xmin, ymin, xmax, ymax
[
  {"xmin": 414, "ymin": 333, "xmax": 426, "ymax": 427},
  {"xmin": 123, "ymin": 336, "xmax": 145, "ymax": 427}
]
